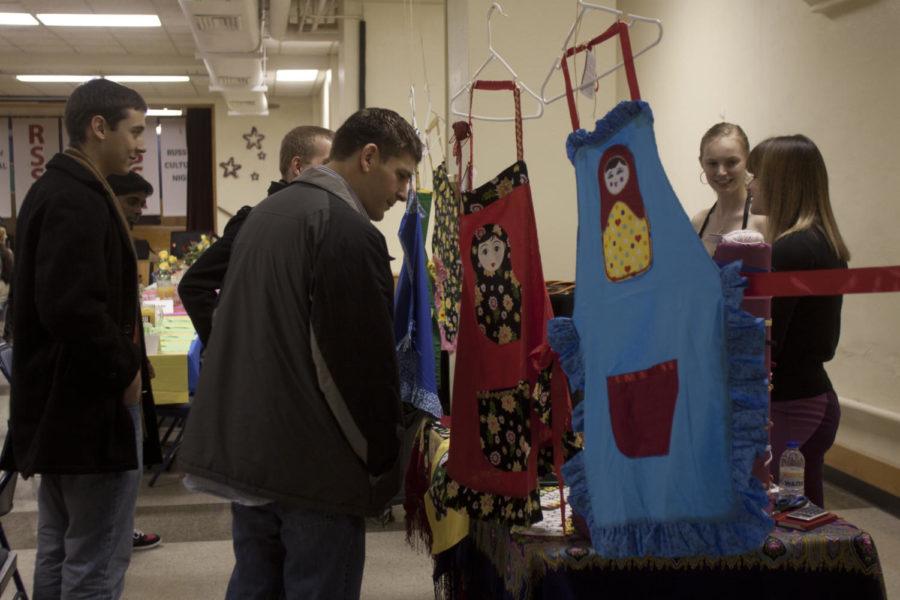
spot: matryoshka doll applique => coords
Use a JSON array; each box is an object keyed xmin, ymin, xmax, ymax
[
  {"xmin": 599, "ymin": 145, "xmax": 652, "ymax": 282},
  {"xmin": 471, "ymin": 223, "xmax": 522, "ymax": 346}
]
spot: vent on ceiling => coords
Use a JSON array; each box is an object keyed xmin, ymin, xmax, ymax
[
  {"xmin": 290, "ymin": 0, "xmax": 339, "ymax": 33},
  {"xmin": 194, "ymin": 14, "xmax": 242, "ymax": 32},
  {"xmin": 216, "ymin": 75, "xmax": 251, "ymax": 87}
]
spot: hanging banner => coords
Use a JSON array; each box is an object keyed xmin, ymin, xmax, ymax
[
  {"xmin": 12, "ymin": 117, "xmax": 61, "ymax": 206},
  {"xmin": 159, "ymin": 117, "xmax": 187, "ymax": 217},
  {"xmin": 131, "ymin": 117, "xmax": 161, "ymax": 216},
  {"xmin": 0, "ymin": 119, "xmax": 11, "ymax": 218}
]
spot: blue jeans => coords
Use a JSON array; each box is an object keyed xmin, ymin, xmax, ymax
[
  {"xmin": 33, "ymin": 404, "xmax": 143, "ymax": 600},
  {"xmin": 227, "ymin": 502, "xmax": 365, "ymax": 600}
]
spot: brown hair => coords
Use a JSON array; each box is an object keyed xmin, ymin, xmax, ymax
[
  {"xmin": 278, "ymin": 125, "xmax": 334, "ymax": 179},
  {"xmin": 699, "ymin": 122, "xmax": 749, "ymax": 160},
  {"xmin": 752, "ymin": 135, "xmax": 850, "ymax": 261},
  {"xmin": 64, "ymin": 79, "xmax": 147, "ymax": 147}
]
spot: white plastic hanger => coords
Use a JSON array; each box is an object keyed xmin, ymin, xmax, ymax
[
  {"xmin": 539, "ymin": 0, "xmax": 663, "ymax": 105},
  {"xmin": 449, "ymin": 2, "xmax": 544, "ymax": 122}
]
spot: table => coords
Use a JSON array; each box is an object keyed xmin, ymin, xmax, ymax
[
  {"xmin": 142, "ymin": 299, "xmax": 197, "ymax": 405},
  {"xmin": 409, "ymin": 422, "xmax": 888, "ymax": 600},
  {"xmin": 147, "ymin": 353, "xmax": 189, "ymax": 405},
  {"xmin": 436, "ymin": 514, "xmax": 887, "ymax": 600}
]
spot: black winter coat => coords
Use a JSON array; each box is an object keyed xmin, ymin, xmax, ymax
[
  {"xmin": 178, "ymin": 180, "xmax": 288, "ymax": 346},
  {"xmin": 1, "ymin": 153, "xmax": 143, "ymax": 476}
]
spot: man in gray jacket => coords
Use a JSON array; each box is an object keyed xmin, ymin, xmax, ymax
[{"xmin": 179, "ymin": 108, "xmax": 421, "ymax": 599}]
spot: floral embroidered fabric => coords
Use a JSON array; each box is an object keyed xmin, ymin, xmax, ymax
[
  {"xmin": 477, "ymin": 381, "xmax": 531, "ymax": 471},
  {"xmin": 431, "ymin": 162, "xmax": 462, "ymax": 351},
  {"xmin": 434, "ymin": 418, "xmax": 582, "ymax": 527},
  {"xmin": 462, "ymin": 161, "xmax": 529, "ymax": 215}
]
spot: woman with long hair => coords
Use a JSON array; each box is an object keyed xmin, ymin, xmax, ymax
[
  {"xmin": 691, "ymin": 122, "xmax": 766, "ymax": 255},
  {"xmin": 747, "ymin": 134, "xmax": 850, "ymax": 507}
]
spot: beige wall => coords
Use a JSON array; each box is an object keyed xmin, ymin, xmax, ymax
[
  {"xmin": 212, "ymin": 97, "xmax": 316, "ymax": 233},
  {"xmin": 618, "ymin": 0, "xmax": 900, "ymax": 469},
  {"xmin": 359, "ymin": 0, "xmax": 447, "ymax": 260}
]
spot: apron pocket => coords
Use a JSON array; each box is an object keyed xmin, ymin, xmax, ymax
[
  {"xmin": 477, "ymin": 381, "xmax": 532, "ymax": 472},
  {"xmin": 607, "ymin": 359, "xmax": 678, "ymax": 458}
]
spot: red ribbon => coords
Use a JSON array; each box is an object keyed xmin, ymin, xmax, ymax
[{"xmin": 744, "ymin": 265, "xmax": 900, "ymax": 297}]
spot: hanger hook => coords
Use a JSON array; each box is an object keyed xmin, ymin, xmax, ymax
[{"xmin": 487, "ymin": 2, "xmax": 507, "ymax": 53}]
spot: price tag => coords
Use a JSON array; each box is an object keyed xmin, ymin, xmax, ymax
[{"xmin": 580, "ymin": 49, "xmax": 597, "ymax": 99}]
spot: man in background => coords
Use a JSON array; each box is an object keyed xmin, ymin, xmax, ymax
[
  {"xmin": 108, "ymin": 171, "xmax": 164, "ymax": 552},
  {"xmin": 180, "ymin": 108, "xmax": 421, "ymax": 599},
  {"xmin": 107, "ymin": 170, "xmax": 154, "ymax": 259},
  {"xmin": 3, "ymin": 78, "xmax": 148, "ymax": 599},
  {"xmin": 178, "ymin": 125, "xmax": 333, "ymax": 346}
]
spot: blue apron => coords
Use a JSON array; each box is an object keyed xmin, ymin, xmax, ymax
[
  {"xmin": 395, "ymin": 191, "xmax": 442, "ymax": 418},
  {"xmin": 550, "ymin": 23, "xmax": 770, "ymax": 558}
]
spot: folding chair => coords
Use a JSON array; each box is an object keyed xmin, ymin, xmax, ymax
[
  {"xmin": 148, "ymin": 402, "xmax": 190, "ymax": 487},
  {"xmin": 0, "ymin": 341, "xmax": 31, "ymax": 599}
]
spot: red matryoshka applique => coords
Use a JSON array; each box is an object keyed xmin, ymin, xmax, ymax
[{"xmin": 599, "ymin": 145, "xmax": 652, "ymax": 282}]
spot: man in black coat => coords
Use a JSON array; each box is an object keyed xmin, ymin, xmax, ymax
[
  {"xmin": 2, "ymin": 78, "xmax": 150, "ymax": 599},
  {"xmin": 178, "ymin": 125, "xmax": 333, "ymax": 347}
]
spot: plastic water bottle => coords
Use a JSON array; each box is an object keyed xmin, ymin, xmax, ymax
[{"xmin": 779, "ymin": 441, "xmax": 805, "ymax": 497}]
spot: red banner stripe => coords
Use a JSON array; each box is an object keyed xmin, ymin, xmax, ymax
[{"xmin": 744, "ymin": 266, "xmax": 900, "ymax": 297}]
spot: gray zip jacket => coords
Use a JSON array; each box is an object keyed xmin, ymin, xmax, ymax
[{"xmin": 179, "ymin": 167, "xmax": 403, "ymax": 516}]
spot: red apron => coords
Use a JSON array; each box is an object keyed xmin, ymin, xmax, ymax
[{"xmin": 447, "ymin": 82, "xmax": 572, "ymax": 520}]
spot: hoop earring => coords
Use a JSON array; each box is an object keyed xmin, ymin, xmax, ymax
[{"xmin": 699, "ymin": 171, "xmax": 708, "ymax": 185}]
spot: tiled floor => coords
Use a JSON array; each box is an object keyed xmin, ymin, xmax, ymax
[{"xmin": 0, "ymin": 383, "xmax": 897, "ymax": 599}]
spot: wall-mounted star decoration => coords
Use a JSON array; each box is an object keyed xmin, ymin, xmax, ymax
[
  {"xmin": 242, "ymin": 126, "xmax": 265, "ymax": 150},
  {"xmin": 257, "ymin": 151, "xmax": 266, "ymax": 160},
  {"xmin": 251, "ymin": 172, "xmax": 260, "ymax": 181},
  {"xmin": 219, "ymin": 156, "xmax": 242, "ymax": 178}
]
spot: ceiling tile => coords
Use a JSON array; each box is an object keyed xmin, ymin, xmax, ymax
[
  {"xmin": 85, "ymin": 0, "xmax": 157, "ymax": 12},
  {"xmin": 124, "ymin": 43, "xmax": 175, "ymax": 55},
  {"xmin": 72, "ymin": 44, "xmax": 125, "ymax": 54},
  {"xmin": 167, "ymin": 32, "xmax": 194, "ymax": 44},
  {"xmin": 151, "ymin": 0, "xmax": 183, "ymax": 14},
  {"xmin": 27, "ymin": 44, "xmax": 72, "ymax": 53},
  {"xmin": 0, "ymin": 29, "xmax": 60, "ymax": 43},
  {"xmin": 24, "ymin": 0, "xmax": 93, "ymax": 12},
  {"xmin": 162, "ymin": 20, "xmax": 191, "ymax": 34}
]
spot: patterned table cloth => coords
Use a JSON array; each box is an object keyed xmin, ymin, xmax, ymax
[{"xmin": 440, "ymin": 511, "xmax": 886, "ymax": 599}]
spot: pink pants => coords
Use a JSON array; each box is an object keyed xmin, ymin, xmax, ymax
[{"xmin": 769, "ymin": 390, "xmax": 841, "ymax": 507}]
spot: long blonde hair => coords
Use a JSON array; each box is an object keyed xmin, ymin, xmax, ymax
[{"xmin": 750, "ymin": 135, "xmax": 850, "ymax": 262}]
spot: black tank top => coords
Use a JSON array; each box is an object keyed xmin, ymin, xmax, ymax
[{"xmin": 697, "ymin": 196, "xmax": 751, "ymax": 238}]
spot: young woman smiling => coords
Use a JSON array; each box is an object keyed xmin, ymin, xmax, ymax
[{"xmin": 691, "ymin": 122, "xmax": 767, "ymax": 255}]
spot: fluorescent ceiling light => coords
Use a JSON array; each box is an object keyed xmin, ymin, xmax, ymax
[
  {"xmin": 0, "ymin": 12, "xmax": 39, "ymax": 25},
  {"xmin": 276, "ymin": 69, "xmax": 319, "ymax": 82},
  {"xmin": 17, "ymin": 74, "xmax": 96, "ymax": 83},
  {"xmin": 107, "ymin": 75, "xmax": 189, "ymax": 83},
  {"xmin": 36, "ymin": 13, "xmax": 161, "ymax": 27},
  {"xmin": 17, "ymin": 74, "xmax": 188, "ymax": 83},
  {"xmin": 146, "ymin": 108, "xmax": 183, "ymax": 117}
]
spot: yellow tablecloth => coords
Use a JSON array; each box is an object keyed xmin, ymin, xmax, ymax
[{"xmin": 147, "ymin": 353, "xmax": 189, "ymax": 405}]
